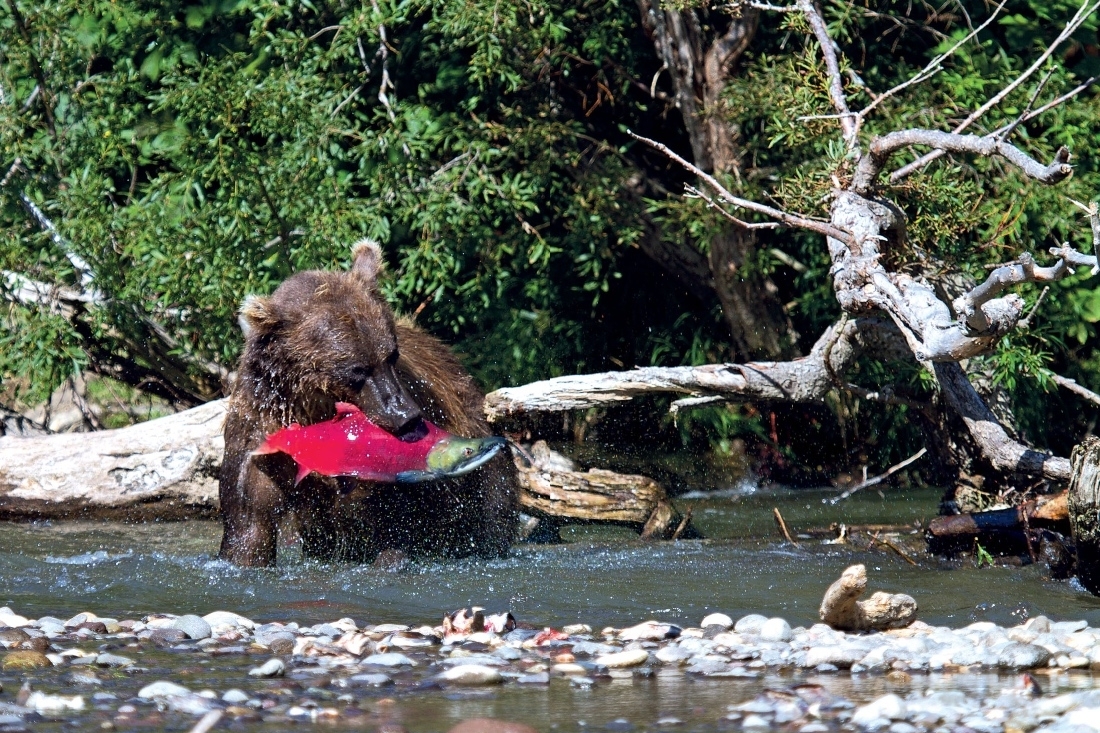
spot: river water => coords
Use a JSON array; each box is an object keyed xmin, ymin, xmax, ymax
[{"xmin": 3, "ymin": 483, "xmax": 1100, "ymax": 731}]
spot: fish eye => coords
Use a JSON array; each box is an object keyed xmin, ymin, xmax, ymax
[{"xmin": 464, "ymin": 447, "xmax": 474, "ymax": 456}]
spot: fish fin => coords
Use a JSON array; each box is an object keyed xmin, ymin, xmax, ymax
[
  {"xmin": 394, "ymin": 470, "xmax": 441, "ymax": 483},
  {"xmin": 334, "ymin": 402, "xmax": 360, "ymax": 418},
  {"xmin": 294, "ymin": 465, "xmax": 313, "ymax": 486},
  {"xmin": 252, "ymin": 440, "xmax": 279, "ymax": 456}
]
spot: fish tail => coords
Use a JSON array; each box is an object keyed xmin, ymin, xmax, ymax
[{"xmin": 294, "ymin": 465, "xmax": 312, "ymax": 486}]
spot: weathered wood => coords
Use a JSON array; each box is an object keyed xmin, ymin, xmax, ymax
[
  {"xmin": 0, "ymin": 400, "xmax": 226, "ymax": 519},
  {"xmin": 514, "ymin": 441, "xmax": 690, "ymax": 540},
  {"xmin": 1069, "ymin": 438, "xmax": 1100, "ymax": 595}
]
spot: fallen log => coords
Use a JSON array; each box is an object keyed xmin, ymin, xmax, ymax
[
  {"xmin": 0, "ymin": 400, "xmax": 226, "ymax": 520},
  {"xmin": 925, "ymin": 491, "xmax": 1069, "ymax": 555}
]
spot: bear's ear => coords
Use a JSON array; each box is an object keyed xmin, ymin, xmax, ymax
[
  {"xmin": 350, "ymin": 238, "xmax": 384, "ymax": 288},
  {"xmin": 238, "ymin": 294, "xmax": 279, "ymax": 338}
]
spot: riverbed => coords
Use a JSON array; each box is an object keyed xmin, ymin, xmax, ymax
[{"xmin": 3, "ymin": 484, "xmax": 1100, "ymax": 731}]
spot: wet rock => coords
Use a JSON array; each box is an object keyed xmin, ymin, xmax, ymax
[
  {"xmin": 701, "ymin": 613, "xmax": 733, "ymax": 629},
  {"xmin": 618, "ymin": 621, "xmax": 680, "ymax": 641},
  {"xmin": 0, "ymin": 628, "xmax": 31, "ymax": 647},
  {"xmin": 139, "ymin": 681, "xmax": 192, "ymax": 699},
  {"xmin": 0, "ymin": 608, "xmax": 31, "ymax": 627},
  {"xmin": 759, "ymin": 618, "xmax": 792, "ymax": 642},
  {"xmin": 268, "ymin": 636, "xmax": 296, "ymax": 655},
  {"xmin": 998, "ymin": 642, "xmax": 1052, "ymax": 669},
  {"xmin": 570, "ymin": 641, "xmax": 617, "ymax": 656},
  {"xmin": 248, "ymin": 658, "xmax": 286, "ymax": 678},
  {"xmin": 596, "ymin": 649, "xmax": 649, "ymax": 668},
  {"xmin": 437, "ymin": 664, "xmax": 503, "ymax": 685},
  {"xmin": 363, "ymin": 652, "xmax": 417, "ymax": 667},
  {"xmin": 25, "ymin": 691, "xmax": 84, "ymax": 712},
  {"xmin": 851, "ymin": 694, "xmax": 906, "ymax": 727},
  {"xmin": 349, "ymin": 673, "xmax": 393, "ymax": 687},
  {"xmin": 148, "ymin": 628, "xmax": 188, "ymax": 647},
  {"xmin": 95, "ymin": 653, "xmax": 134, "ymax": 668},
  {"xmin": 517, "ymin": 671, "xmax": 550, "ymax": 684},
  {"xmin": 492, "ymin": 646, "xmax": 523, "ymax": 661},
  {"xmin": 551, "ymin": 663, "xmax": 588, "ymax": 675},
  {"xmin": 171, "ymin": 615, "xmax": 212, "ymax": 640},
  {"xmin": 2, "ymin": 650, "xmax": 51, "ymax": 670},
  {"xmin": 655, "ymin": 646, "xmax": 694, "ymax": 664},
  {"xmin": 734, "ymin": 615, "xmax": 768, "ymax": 635},
  {"xmin": 819, "ymin": 565, "xmax": 917, "ymax": 631},
  {"xmin": 222, "ymin": 689, "xmax": 249, "ymax": 704}
]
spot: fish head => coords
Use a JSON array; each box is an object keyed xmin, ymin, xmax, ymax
[{"xmin": 423, "ymin": 436, "xmax": 507, "ymax": 477}]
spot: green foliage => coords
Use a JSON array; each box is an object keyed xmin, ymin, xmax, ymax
[{"xmin": 3, "ymin": 0, "xmax": 1100, "ymax": 474}]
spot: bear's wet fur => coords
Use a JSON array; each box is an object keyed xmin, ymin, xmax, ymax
[{"xmin": 218, "ymin": 241, "xmax": 517, "ymax": 566}]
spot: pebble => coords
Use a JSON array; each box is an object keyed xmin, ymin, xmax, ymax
[
  {"xmin": 138, "ymin": 681, "xmax": 192, "ymax": 699},
  {"xmin": 596, "ymin": 649, "xmax": 650, "ymax": 668},
  {"xmin": 359, "ymin": 651, "xmax": 414, "ymax": 667},
  {"xmin": 248, "ymin": 658, "xmax": 286, "ymax": 678},
  {"xmin": 170, "ymin": 615, "xmax": 212, "ymax": 640},
  {"xmin": 4, "ymin": 602, "xmax": 1100, "ymax": 732},
  {"xmin": 700, "ymin": 613, "xmax": 733, "ymax": 629},
  {"xmin": 437, "ymin": 664, "xmax": 503, "ymax": 685},
  {"xmin": 734, "ymin": 614, "xmax": 769, "ymax": 635},
  {"xmin": 447, "ymin": 719, "xmax": 538, "ymax": 733},
  {"xmin": 1, "ymin": 650, "xmax": 51, "ymax": 669}
]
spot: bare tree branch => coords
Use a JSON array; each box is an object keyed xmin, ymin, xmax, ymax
[
  {"xmin": 853, "ymin": 129, "xmax": 1072, "ymax": 193},
  {"xmin": 889, "ymin": 0, "xmax": 1100, "ymax": 181},
  {"xmin": 795, "ymin": 0, "xmax": 857, "ymax": 143},
  {"xmin": 628, "ymin": 130, "xmax": 855, "ymax": 243},
  {"xmin": 1050, "ymin": 373, "xmax": 1100, "ymax": 407}
]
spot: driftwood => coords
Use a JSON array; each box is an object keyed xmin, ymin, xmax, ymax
[
  {"xmin": 925, "ymin": 491, "xmax": 1069, "ymax": 555},
  {"xmin": 514, "ymin": 441, "xmax": 693, "ymax": 541},
  {"xmin": 0, "ymin": 400, "xmax": 226, "ymax": 520}
]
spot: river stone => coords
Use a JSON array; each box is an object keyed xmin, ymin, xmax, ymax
[
  {"xmin": 734, "ymin": 614, "xmax": 769, "ymax": 635},
  {"xmin": 596, "ymin": 649, "xmax": 650, "ymax": 668},
  {"xmin": 25, "ymin": 691, "xmax": 84, "ymax": 712},
  {"xmin": 852, "ymin": 694, "xmax": 907, "ymax": 726},
  {"xmin": 139, "ymin": 681, "xmax": 192, "ymax": 699},
  {"xmin": 349, "ymin": 673, "xmax": 393, "ymax": 687},
  {"xmin": 492, "ymin": 646, "xmax": 523, "ymax": 661},
  {"xmin": 95, "ymin": 653, "xmax": 134, "ymax": 667},
  {"xmin": 517, "ymin": 671, "xmax": 550, "ymax": 684},
  {"xmin": 0, "ymin": 608, "xmax": 31, "ymax": 627},
  {"xmin": 437, "ymin": 664, "xmax": 503, "ymax": 685},
  {"xmin": 448, "ymin": 719, "xmax": 538, "ymax": 733},
  {"xmin": 248, "ymin": 658, "xmax": 286, "ymax": 678},
  {"xmin": 0, "ymin": 628, "xmax": 30, "ymax": 646},
  {"xmin": 2, "ymin": 650, "xmax": 51, "ymax": 670},
  {"xmin": 803, "ymin": 646, "xmax": 864, "ymax": 669},
  {"xmin": 551, "ymin": 663, "xmax": 589, "ymax": 675},
  {"xmin": 570, "ymin": 641, "xmax": 618, "ymax": 656},
  {"xmin": 222, "ymin": 689, "xmax": 249, "ymax": 704},
  {"xmin": 363, "ymin": 652, "xmax": 417, "ymax": 667},
  {"xmin": 618, "ymin": 621, "xmax": 680, "ymax": 641},
  {"xmin": 655, "ymin": 646, "xmax": 694, "ymax": 664},
  {"xmin": 759, "ymin": 618, "xmax": 792, "ymax": 642},
  {"xmin": 149, "ymin": 628, "xmax": 188, "ymax": 647},
  {"xmin": 701, "ymin": 613, "xmax": 733, "ymax": 629},
  {"xmin": 171, "ymin": 615, "xmax": 212, "ymax": 640},
  {"xmin": 998, "ymin": 642, "xmax": 1051, "ymax": 669}
]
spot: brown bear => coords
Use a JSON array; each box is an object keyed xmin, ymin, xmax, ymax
[{"xmin": 217, "ymin": 241, "xmax": 518, "ymax": 566}]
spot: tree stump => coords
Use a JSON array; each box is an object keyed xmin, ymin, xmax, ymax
[{"xmin": 1069, "ymin": 437, "xmax": 1100, "ymax": 595}]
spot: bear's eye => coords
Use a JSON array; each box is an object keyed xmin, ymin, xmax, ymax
[{"xmin": 346, "ymin": 364, "xmax": 371, "ymax": 391}]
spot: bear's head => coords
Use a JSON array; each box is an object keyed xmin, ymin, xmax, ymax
[{"xmin": 237, "ymin": 240, "xmax": 424, "ymax": 436}]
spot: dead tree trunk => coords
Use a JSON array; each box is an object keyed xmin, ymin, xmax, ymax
[{"xmin": 1069, "ymin": 438, "xmax": 1100, "ymax": 594}]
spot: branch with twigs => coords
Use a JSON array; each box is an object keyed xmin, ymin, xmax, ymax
[{"xmin": 828, "ymin": 448, "xmax": 928, "ymax": 504}]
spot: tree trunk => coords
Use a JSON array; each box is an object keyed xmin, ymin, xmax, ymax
[
  {"xmin": 634, "ymin": 0, "xmax": 795, "ymax": 359},
  {"xmin": 1069, "ymin": 437, "xmax": 1100, "ymax": 594}
]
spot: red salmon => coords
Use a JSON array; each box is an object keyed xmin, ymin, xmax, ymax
[{"xmin": 254, "ymin": 402, "xmax": 505, "ymax": 485}]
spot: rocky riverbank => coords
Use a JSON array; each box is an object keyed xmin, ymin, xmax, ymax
[{"xmin": 2, "ymin": 603, "xmax": 1100, "ymax": 732}]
